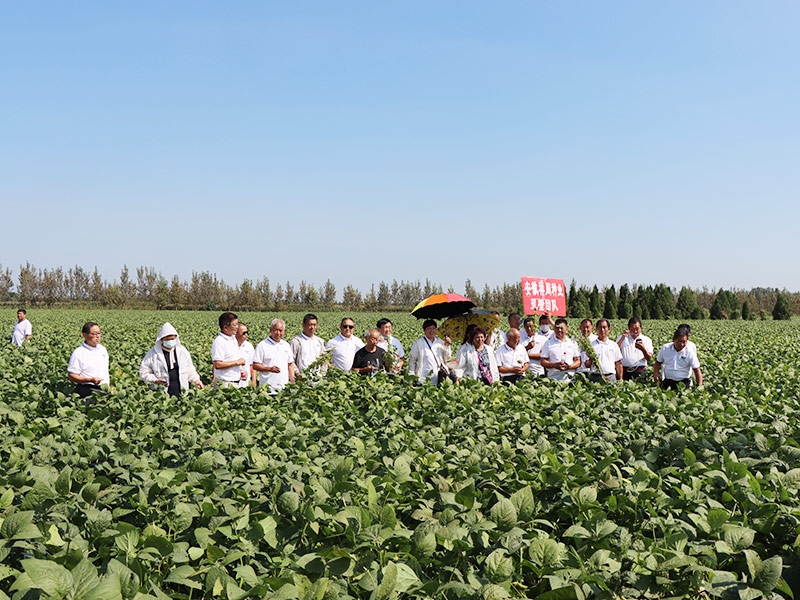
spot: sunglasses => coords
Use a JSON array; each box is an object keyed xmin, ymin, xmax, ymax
[
  {"xmin": 341, "ymin": 324, "xmax": 355, "ymax": 329},
  {"xmin": 241, "ymin": 331, "xmax": 248, "ymax": 335}
]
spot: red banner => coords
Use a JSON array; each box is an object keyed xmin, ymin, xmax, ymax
[{"xmin": 521, "ymin": 277, "xmax": 567, "ymax": 316}]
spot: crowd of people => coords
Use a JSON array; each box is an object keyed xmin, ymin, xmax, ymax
[{"xmin": 9, "ymin": 308, "xmax": 703, "ymax": 403}]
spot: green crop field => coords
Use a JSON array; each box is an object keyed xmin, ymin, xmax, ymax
[{"xmin": 1, "ymin": 310, "xmax": 800, "ymax": 599}]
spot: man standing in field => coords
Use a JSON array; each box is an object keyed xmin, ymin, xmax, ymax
[
  {"xmin": 67, "ymin": 321, "xmax": 109, "ymax": 402},
  {"xmin": 236, "ymin": 322, "xmax": 255, "ymax": 387},
  {"xmin": 252, "ymin": 319, "xmax": 295, "ymax": 392},
  {"xmin": 408, "ymin": 319, "xmax": 452, "ymax": 385},
  {"xmin": 654, "ymin": 325, "xmax": 703, "ymax": 390},
  {"xmin": 495, "ymin": 328, "xmax": 528, "ymax": 384},
  {"xmin": 325, "ymin": 317, "xmax": 365, "ymax": 370},
  {"xmin": 211, "ymin": 312, "xmax": 246, "ymax": 388},
  {"xmin": 351, "ymin": 329, "xmax": 387, "ymax": 376},
  {"xmin": 521, "ymin": 314, "xmax": 553, "ymax": 377},
  {"xmin": 583, "ymin": 319, "xmax": 623, "ymax": 383},
  {"xmin": 290, "ymin": 313, "xmax": 326, "ymax": 379},
  {"xmin": 376, "ymin": 318, "xmax": 405, "ymax": 372},
  {"xmin": 616, "ymin": 317, "xmax": 653, "ymax": 381},
  {"xmin": 11, "ymin": 309, "xmax": 32, "ymax": 346},
  {"xmin": 540, "ymin": 318, "xmax": 581, "ymax": 382},
  {"xmin": 575, "ymin": 318, "xmax": 597, "ymax": 376}
]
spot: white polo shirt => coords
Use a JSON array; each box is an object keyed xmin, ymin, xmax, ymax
[
  {"xmin": 521, "ymin": 329, "xmax": 552, "ymax": 376},
  {"xmin": 291, "ymin": 333, "xmax": 326, "ymax": 374},
  {"xmin": 325, "ymin": 334, "xmax": 365, "ymax": 370},
  {"xmin": 67, "ymin": 343, "xmax": 110, "ymax": 384},
  {"xmin": 540, "ymin": 337, "xmax": 581, "ymax": 381},
  {"xmin": 211, "ymin": 332, "xmax": 242, "ymax": 382},
  {"xmin": 238, "ymin": 340, "xmax": 255, "ymax": 387},
  {"xmin": 253, "ymin": 336, "xmax": 294, "ymax": 391},
  {"xmin": 656, "ymin": 342, "xmax": 700, "ymax": 381},
  {"xmin": 495, "ymin": 343, "xmax": 529, "ymax": 374},
  {"xmin": 588, "ymin": 338, "xmax": 623, "ymax": 375},
  {"xmin": 12, "ymin": 318, "xmax": 32, "ymax": 346},
  {"xmin": 617, "ymin": 334, "xmax": 653, "ymax": 368},
  {"xmin": 377, "ymin": 335, "xmax": 405, "ymax": 358}
]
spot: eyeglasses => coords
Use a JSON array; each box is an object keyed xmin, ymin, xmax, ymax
[
  {"xmin": 88, "ymin": 331, "xmax": 102, "ymax": 336},
  {"xmin": 341, "ymin": 324, "xmax": 355, "ymax": 329},
  {"xmin": 241, "ymin": 331, "xmax": 248, "ymax": 336}
]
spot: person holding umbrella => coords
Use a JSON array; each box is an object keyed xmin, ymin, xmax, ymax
[{"xmin": 408, "ymin": 319, "xmax": 452, "ymax": 384}]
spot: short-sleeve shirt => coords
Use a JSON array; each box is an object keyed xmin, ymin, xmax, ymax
[
  {"xmin": 212, "ymin": 332, "xmax": 241, "ymax": 382},
  {"xmin": 325, "ymin": 334, "xmax": 365, "ymax": 370},
  {"xmin": 377, "ymin": 336, "xmax": 405, "ymax": 358},
  {"xmin": 352, "ymin": 347, "xmax": 386, "ymax": 374},
  {"xmin": 253, "ymin": 336, "xmax": 294, "ymax": 391},
  {"xmin": 12, "ymin": 318, "xmax": 32, "ymax": 346},
  {"xmin": 238, "ymin": 340, "xmax": 255, "ymax": 387},
  {"xmin": 495, "ymin": 343, "xmax": 529, "ymax": 372},
  {"xmin": 588, "ymin": 338, "xmax": 623, "ymax": 375},
  {"xmin": 540, "ymin": 337, "xmax": 581, "ymax": 381},
  {"xmin": 68, "ymin": 343, "xmax": 110, "ymax": 385},
  {"xmin": 656, "ymin": 342, "xmax": 700, "ymax": 381},
  {"xmin": 617, "ymin": 334, "xmax": 653, "ymax": 368},
  {"xmin": 291, "ymin": 334, "xmax": 326, "ymax": 374}
]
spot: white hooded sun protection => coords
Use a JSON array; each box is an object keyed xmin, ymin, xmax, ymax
[{"xmin": 139, "ymin": 322, "xmax": 202, "ymax": 390}]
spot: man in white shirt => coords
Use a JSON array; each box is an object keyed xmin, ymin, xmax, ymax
[
  {"xmin": 540, "ymin": 318, "xmax": 581, "ymax": 382},
  {"xmin": 11, "ymin": 309, "xmax": 32, "ymax": 346},
  {"xmin": 583, "ymin": 319, "xmax": 623, "ymax": 383},
  {"xmin": 236, "ymin": 323, "xmax": 255, "ymax": 388},
  {"xmin": 654, "ymin": 325, "xmax": 703, "ymax": 390},
  {"xmin": 67, "ymin": 321, "xmax": 110, "ymax": 403},
  {"xmin": 521, "ymin": 315, "xmax": 553, "ymax": 377},
  {"xmin": 325, "ymin": 317, "xmax": 365, "ymax": 370},
  {"xmin": 211, "ymin": 312, "xmax": 246, "ymax": 388},
  {"xmin": 407, "ymin": 319, "xmax": 452, "ymax": 384},
  {"xmin": 616, "ymin": 317, "xmax": 654, "ymax": 382},
  {"xmin": 495, "ymin": 312, "xmax": 522, "ymax": 349},
  {"xmin": 575, "ymin": 319, "xmax": 598, "ymax": 375},
  {"xmin": 253, "ymin": 319, "xmax": 295, "ymax": 392},
  {"xmin": 495, "ymin": 328, "xmax": 529, "ymax": 384},
  {"xmin": 290, "ymin": 313, "xmax": 326, "ymax": 379},
  {"xmin": 376, "ymin": 318, "xmax": 405, "ymax": 372}
]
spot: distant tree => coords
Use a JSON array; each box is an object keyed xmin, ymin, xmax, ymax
[
  {"xmin": 0, "ymin": 264, "xmax": 13, "ymax": 301},
  {"xmin": 465, "ymin": 279, "xmax": 479, "ymax": 302},
  {"xmin": 676, "ymin": 287, "xmax": 698, "ymax": 319},
  {"xmin": 320, "ymin": 279, "xmax": 336, "ymax": 307},
  {"xmin": 741, "ymin": 300, "xmax": 750, "ymax": 320},
  {"xmin": 155, "ymin": 278, "xmax": 169, "ymax": 310},
  {"xmin": 652, "ymin": 284, "xmax": 675, "ymax": 319},
  {"xmin": 617, "ymin": 284, "xmax": 633, "ymax": 320},
  {"xmin": 589, "ymin": 285, "xmax": 602, "ymax": 319},
  {"xmin": 603, "ymin": 285, "xmax": 617, "ymax": 319},
  {"xmin": 169, "ymin": 275, "xmax": 186, "ymax": 308},
  {"xmin": 342, "ymin": 284, "xmax": 362, "ymax": 310},
  {"xmin": 364, "ymin": 285, "xmax": 378, "ymax": 311},
  {"xmin": 377, "ymin": 282, "xmax": 391, "ymax": 308},
  {"xmin": 568, "ymin": 286, "xmax": 590, "ymax": 319},
  {"xmin": 119, "ymin": 265, "xmax": 134, "ymax": 307},
  {"xmin": 710, "ymin": 289, "xmax": 740, "ymax": 320},
  {"xmin": 773, "ymin": 293, "xmax": 792, "ymax": 320}
]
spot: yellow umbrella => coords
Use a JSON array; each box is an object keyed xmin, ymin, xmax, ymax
[{"xmin": 437, "ymin": 310, "xmax": 500, "ymax": 342}]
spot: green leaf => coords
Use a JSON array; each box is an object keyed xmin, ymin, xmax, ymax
[
  {"xmin": 510, "ymin": 486, "xmax": 535, "ymax": 521},
  {"xmin": 722, "ymin": 525, "xmax": 755, "ymax": 552},
  {"xmin": 752, "ymin": 556, "xmax": 782, "ymax": 592},
  {"xmin": 529, "ymin": 538, "xmax": 567, "ymax": 568},
  {"xmin": 164, "ymin": 566, "xmax": 202, "ymax": 590},
  {"xmin": 707, "ymin": 508, "xmax": 730, "ymax": 532},
  {"xmin": 1, "ymin": 511, "xmax": 42, "ymax": 540},
  {"xmin": 371, "ymin": 562, "xmax": 397, "ymax": 600},
  {"xmin": 14, "ymin": 559, "xmax": 73, "ymax": 597}
]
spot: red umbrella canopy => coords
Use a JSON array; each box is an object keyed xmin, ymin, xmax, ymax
[{"xmin": 411, "ymin": 293, "xmax": 476, "ymax": 319}]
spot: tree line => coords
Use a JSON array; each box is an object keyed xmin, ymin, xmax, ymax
[{"xmin": 0, "ymin": 262, "xmax": 795, "ymax": 319}]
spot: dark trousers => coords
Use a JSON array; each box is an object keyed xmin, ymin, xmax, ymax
[
  {"xmin": 75, "ymin": 383, "xmax": 101, "ymax": 398},
  {"xmin": 622, "ymin": 367, "xmax": 646, "ymax": 381},
  {"xmin": 661, "ymin": 378, "xmax": 691, "ymax": 391}
]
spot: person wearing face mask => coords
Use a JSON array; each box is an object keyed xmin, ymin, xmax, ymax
[
  {"xmin": 139, "ymin": 323, "xmax": 204, "ymax": 397},
  {"xmin": 520, "ymin": 314, "xmax": 553, "ymax": 377}
]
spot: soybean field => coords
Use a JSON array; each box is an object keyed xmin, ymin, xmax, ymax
[{"xmin": 1, "ymin": 310, "xmax": 800, "ymax": 599}]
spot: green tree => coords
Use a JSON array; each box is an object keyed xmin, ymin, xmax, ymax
[
  {"xmin": 589, "ymin": 285, "xmax": 602, "ymax": 319},
  {"xmin": 676, "ymin": 286, "xmax": 698, "ymax": 319},
  {"xmin": 710, "ymin": 289, "xmax": 740, "ymax": 320},
  {"xmin": 741, "ymin": 300, "xmax": 750, "ymax": 320},
  {"xmin": 603, "ymin": 285, "xmax": 617, "ymax": 319},
  {"xmin": 773, "ymin": 293, "xmax": 792, "ymax": 320},
  {"xmin": 617, "ymin": 284, "xmax": 632, "ymax": 320},
  {"xmin": 653, "ymin": 284, "xmax": 675, "ymax": 319}
]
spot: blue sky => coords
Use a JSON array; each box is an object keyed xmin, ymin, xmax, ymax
[{"xmin": 2, "ymin": 2, "xmax": 798, "ymax": 296}]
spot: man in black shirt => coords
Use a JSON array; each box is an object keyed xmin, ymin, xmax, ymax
[{"xmin": 352, "ymin": 329, "xmax": 386, "ymax": 376}]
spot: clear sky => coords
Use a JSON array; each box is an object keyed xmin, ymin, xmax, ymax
[{"xmin": 2, "ymin": 2, "xmax": 798, "ymax": 296}]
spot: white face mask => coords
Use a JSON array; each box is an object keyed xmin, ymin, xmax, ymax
[
  {"xmin": 162, "ymin": 339, "xmax": 177, "ymax": 349},
  {"xmin": 540, "ymin": 325, "xmax": 551, "ymax": 333}
]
